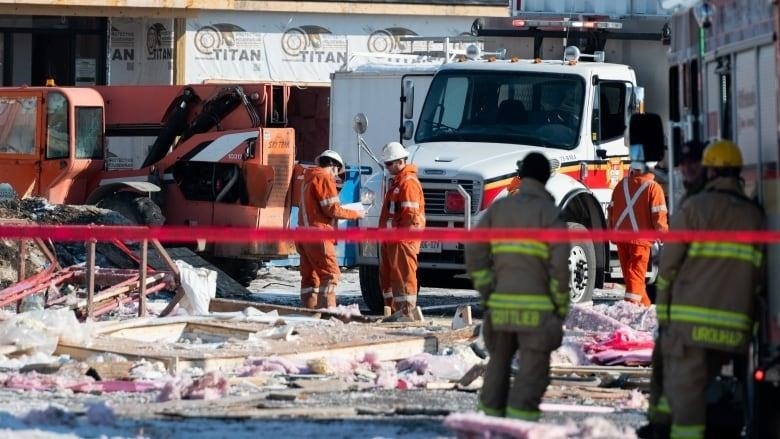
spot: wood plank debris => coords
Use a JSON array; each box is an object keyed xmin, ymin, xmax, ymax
[{"xmin": 55, "ymin": 316, "xmax": 471, "ymax": 374}]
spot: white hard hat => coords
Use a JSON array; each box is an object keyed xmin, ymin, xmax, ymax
[
  {"xmin": 316, "ymin": 149, "xmax": 345, "ymax": 169},
  {"xmin": 381, "ymin": 141, "xmax": 409, "ymax": 162}
]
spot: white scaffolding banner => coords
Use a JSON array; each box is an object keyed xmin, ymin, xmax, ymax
[
  {"xmin": 108, "ymin": 17, "xmax": 174, "ymax": 85},
  {"xmin": 185, "ymin": 12, "xmax": 475, "ymax": 85}
]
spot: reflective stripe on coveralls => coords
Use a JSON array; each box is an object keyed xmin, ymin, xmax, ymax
[{"xmin": 614, "ymin": 178, "xmax": 652, "ymax": 231}]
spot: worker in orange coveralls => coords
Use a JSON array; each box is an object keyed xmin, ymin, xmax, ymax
[
  {"xmin": 378, "ymin": 141, "xmax": 425, "ymax": 320},
  {"xmin": 608, "ymin": 139, "xmax": 668, "ymax": 307},
  {"xmin": 296, "ymin": 150, "xmax": 364, "ymax": 309},
  {"xmin": 507, "ymin": 161, "xmax": 523, "ymax": 196}
]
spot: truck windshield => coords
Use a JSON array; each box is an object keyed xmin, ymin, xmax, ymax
[{"xmin": 415, "ymin": 70, "xmax": 585, "ymax": 150}]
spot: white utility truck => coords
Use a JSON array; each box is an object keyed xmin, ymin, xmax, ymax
[{"xmin": 355, "ymin": 1, "xmax": 672, "ymax": 312}]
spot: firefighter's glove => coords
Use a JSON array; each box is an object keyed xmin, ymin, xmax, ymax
[{"xmin": 469, "ymin": 269, "xmax": 494, "ymax": 300}]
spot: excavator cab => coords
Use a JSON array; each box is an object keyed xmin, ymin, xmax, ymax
[{"xmin": 0, "ymin": 87, "xmax": 105, "ymax": 204}]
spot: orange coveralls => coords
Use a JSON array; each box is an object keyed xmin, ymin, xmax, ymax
[
  {"xmin": 378, "ymin": 164, "xmax": 426, "ymax": 315},
  {"xmin": 608, "ymin": 170, "xmax": 668, "ymax": 307},
  {"xmin": 296, "ymin": 167, "xmax": 362, "ymax": 309},
  {"xmin": 507, "ymin": 176, "xmax": 522, "ymax": 196}
]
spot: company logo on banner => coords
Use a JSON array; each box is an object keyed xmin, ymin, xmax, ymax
[
  {"xmin": 366, "ymin": 27, "xmax": 418, "ymax": 53},
  {"xmin": 146, "ymin": 23, "xmax": 174, "ymax": 61},
  {"xmin": 194, "ymin": 23, "xmax": 263, "ymax": 61}
]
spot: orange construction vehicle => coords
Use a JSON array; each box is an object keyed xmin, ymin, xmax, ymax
[{"xmin": 0, "ymin": 83, "xmax": 296, "ymax": 285}]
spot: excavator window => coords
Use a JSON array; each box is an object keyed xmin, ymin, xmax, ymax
[
  {"xmin": 74, "ymin": 107, "xmax": 103, "ymax": 159},
  {"xmin": 0, "ymin": 97, "xmax": 37, "ymax": 155},
  {"xmin": 46, "ymin": 92, "xmax": 68, "ymax": 159}
]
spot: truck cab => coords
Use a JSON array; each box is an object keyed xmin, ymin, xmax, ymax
[{"xmin": 0, "ymin": 87, "xmax": 105, "ymax": 204}]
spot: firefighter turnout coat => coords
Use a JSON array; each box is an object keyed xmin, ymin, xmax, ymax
[
  {"xmin": 656, "ymin": 177, "xmax": 765, "ymax": 354},
  {"xmin": 465, "ymin": 179, "xmax": 570, "ymax": 343}
]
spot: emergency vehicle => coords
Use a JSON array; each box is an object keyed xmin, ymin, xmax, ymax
[
  {"xmin": 353, "ymin": 1, "xmax": 672, "ymax": 312},
  {"xmin": 667, "ymin": 0, "xmax": 779, "ymax": 436}
]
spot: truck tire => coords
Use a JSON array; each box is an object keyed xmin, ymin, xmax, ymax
[
  {"xmin": 567, "ymin": 222, "xmax": 596, "ymax": 303},
  {"xmin": 359, "ymin": 264, "xmax": 384, "ymax": 314},
  {"xmin": 207, "ymin": 257, "xmax": 260, "ymax": 288},
  {"xmin": 96, "ymin": 192, "xmax": 165, "ymax": 226}
]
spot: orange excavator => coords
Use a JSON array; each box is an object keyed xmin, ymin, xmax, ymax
[{"xmin": 0, "ymin": 83, "xmax": 297, "ymax": 285}]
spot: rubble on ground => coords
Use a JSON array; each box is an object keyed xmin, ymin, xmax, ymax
[{"xmin": 0, "ymin": 198, "xmax": 656, "ymax": 437}]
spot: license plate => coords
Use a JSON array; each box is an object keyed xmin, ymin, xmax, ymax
[{"xmin": 420, "ymin": 240, "xmax": 442, "ymax": 253}]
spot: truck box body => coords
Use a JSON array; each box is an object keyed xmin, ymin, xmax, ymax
[
  {"xmin": 329, "ymin": 62, "xmax": 439, "ymax": 177},
  {"xmin": 512, "ymin": 0, "xmax": 669, "ymax": 17}
]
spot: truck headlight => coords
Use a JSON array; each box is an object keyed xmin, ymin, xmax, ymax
[{"xmin": 360, "ymin": 242, "xmax": 378, "ymax": 258}]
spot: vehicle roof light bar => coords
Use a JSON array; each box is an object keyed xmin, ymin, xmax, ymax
[{"xmin": 511, "ymin": 19, "xmax": 622, "ymax": 30}]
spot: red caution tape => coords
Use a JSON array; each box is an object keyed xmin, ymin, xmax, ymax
[{"xmin": 0, "ymin": 224, "xmax": 777, "ymax": 244}]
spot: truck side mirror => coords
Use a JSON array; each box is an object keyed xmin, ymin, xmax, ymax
[
  {"xmin": 633, "ymin": 86, "xmax": 645, "ymax": 114},
  {"xmin": 403, "ymin": 80, "xmax": 414, "ymax": 119},
  {"xmin": 401, "ymin": 120, "xmax": 414, "ymax": 140},
  {"xmin": 352, "ymin": 113, "xmax": 368, "ymax": 134}
]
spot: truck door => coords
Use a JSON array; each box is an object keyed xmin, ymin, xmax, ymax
[
  {"xmin": 39, "ymin": 95, "xmax": 104, "ymax": 204},
  {"xmin": 400, "ymin": 73, "xmax": 435, "ymax": 146},
  {"xmin": 0, "ymin": 92, "xmax": 43, "ymax": 198},
  {"xmin": 593, "ymin": 80, "xmax": 631, "ymax": 160}
]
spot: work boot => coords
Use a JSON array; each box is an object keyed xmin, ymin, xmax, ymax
[{"xmin": 300, "ymin": 289, "xmax": 318, "ymax": 309}]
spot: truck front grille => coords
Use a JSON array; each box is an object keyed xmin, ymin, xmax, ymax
[{"xmin": 419, "ymin": 178, "xmax": 481, "ymax": 216}]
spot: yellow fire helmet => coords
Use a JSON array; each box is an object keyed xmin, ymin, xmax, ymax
[{"xmin": 701, "ymin": 139, "xmax": 743, "ymax": 168}]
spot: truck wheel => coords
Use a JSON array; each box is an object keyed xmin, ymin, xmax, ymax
[
  {"xmin": 97, "ymin": 192, "xmax": 165, "ymax": 226},
  {"xmin": 567, "ymin": 222, "xmax": 596, "ymax": 303},
  {"xmin": 359, "ymin": 264, "xmax": 384, "ymax": 314},
  {"xmin": 208, "ymin": 257, "xmax": 260, "ymax": 288}
]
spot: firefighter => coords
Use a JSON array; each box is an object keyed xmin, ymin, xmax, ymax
[
  {"xmin": 655, "ymin": 139, "xmax": 764, "ymax": 439},
  {"xmin": 296, "ymin": 150, "xmax": 365, "ymax": 309},
  {"xmin": 378, "ymin": 141, "xmax": 425, "ymax": 320},
  {"xmin": 639, "ymin": 141, "xmax": 710, "ymax": 439},
  {"xmin": 465, "ymin": 152, "xmax": 570, "ymax": 421},
  {"xmin": 607, "ymin": 140, "xmax": 668, "ymax": 307}
]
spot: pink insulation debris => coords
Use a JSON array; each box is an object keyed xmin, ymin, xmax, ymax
[
  {"xmin": 554, "ymin": 303, "xmax": 658, "ymax": 367},
  {"xmin": 239, "ymin": 356, "xmax": 308, "ymax": 376},
  {"xmin": 70, "ymin": 380, "xmax": 162, "ymax": 394},
  {"xmin": 396, "ymin": 353, "xmax": 471, "ymax": 381},
  {"xmin": 157, "ymin": 371, "xmax": 230, "ymax": 402},
  {"xmin": 583, "ymin": 328, "xmax": 654, "ymax": 366},
  {"xmin": 182, "ymin": 371, "xmax": 229, "ymax": 400},
  {"xmin": 4, "ymin": 371, "xmax": 94, "ymax": 391}
]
